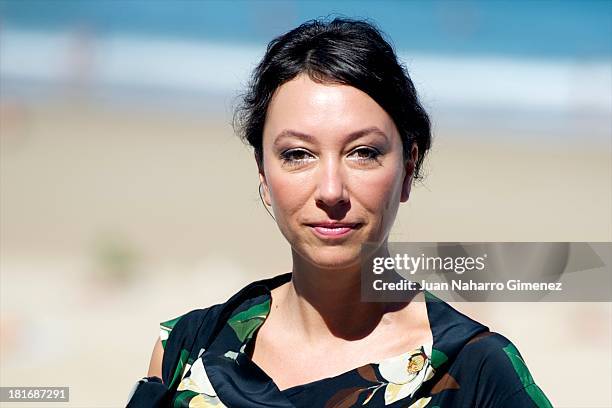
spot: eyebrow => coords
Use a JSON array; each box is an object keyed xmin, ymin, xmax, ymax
[{"xmin": 273, "ymin": 126, "xmax": 389, "ymax": 147}]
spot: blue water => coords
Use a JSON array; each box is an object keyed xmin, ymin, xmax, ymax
[{"xmin": 0, "ymin": 0, "xmax": 610, "ymax": 59}]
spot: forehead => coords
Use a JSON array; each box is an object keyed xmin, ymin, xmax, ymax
[{"xmin": 263, "ymin": 74, "xmax": 398, "ymax": 144}]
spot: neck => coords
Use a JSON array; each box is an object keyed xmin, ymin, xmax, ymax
[{"xmin": 278, "ymin": 245, "xmax": 404, "ymax": 343}]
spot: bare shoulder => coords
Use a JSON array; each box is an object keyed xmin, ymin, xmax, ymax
[{"xmin": 147, "ymin": 337, "xmax": 164, "ymax": 379}]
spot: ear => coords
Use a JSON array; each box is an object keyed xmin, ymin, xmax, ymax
[
  {"xmin": 256, "ymin": 153, "xmax": 272, "ymax": 207},
  {"xmin": 400, "ymin": 143, "xmax": 418, "ymax": 202}
]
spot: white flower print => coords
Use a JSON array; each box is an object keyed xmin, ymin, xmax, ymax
[
  {"xmin": 177, "ymin": 348, "xmax": 227, "ymax": 407},
  {"xmin": 378, "ymin": 343, "xmax": 435, "ymax": 405}
]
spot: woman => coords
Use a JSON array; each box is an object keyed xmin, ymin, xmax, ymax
[{"xmin": 127, "ymin": 18, "xmax": 552, "ymax": 408}]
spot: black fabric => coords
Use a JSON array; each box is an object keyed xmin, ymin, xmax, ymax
[{"xmin": 126, "ymin": 273, "xmax": 553, "ymax": 408}]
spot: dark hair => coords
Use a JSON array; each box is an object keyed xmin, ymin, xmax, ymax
[{"xmin": 233, "ymin": 17, "xmax": 431, "ymax": 180}]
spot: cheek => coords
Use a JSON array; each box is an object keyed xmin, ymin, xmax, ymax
[
  {"xmin": 267, "ymin": 170, "xmax": 312, "ymax": 218},
  {"xmin": 351, "ymin": 167, "xmax": 403, "ymax": 214}
]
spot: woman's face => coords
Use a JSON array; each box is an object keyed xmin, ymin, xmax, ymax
[{"xmin": 259, "ymin": 73, "xmax": 417, "ymax": 270}]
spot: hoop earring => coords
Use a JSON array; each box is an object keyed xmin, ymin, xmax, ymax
[{"xmin": 258, "ymin": 183, "xmax": 276, "ymax": 221}]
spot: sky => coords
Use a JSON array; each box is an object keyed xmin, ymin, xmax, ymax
[{"xmin": 1, "ymin": 0, "xmax": 611, "ymax": 59}]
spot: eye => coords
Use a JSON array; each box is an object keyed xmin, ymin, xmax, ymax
[
  {"xmin": 280, "ymin": 148, "xmax": 315, "ymax": 166},
  {"xmin": 348, "ymin": 147, "xmax": 381, "ymax": 163}
]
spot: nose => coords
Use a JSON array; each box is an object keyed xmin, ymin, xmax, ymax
[{"xmin": 314, "ymin": 156, "xmax": 349, "ymax": 207}]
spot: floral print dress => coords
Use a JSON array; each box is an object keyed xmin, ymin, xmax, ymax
[{"xmin": 127, "ymin": 273, "xmax": 553, "ymax": 408}]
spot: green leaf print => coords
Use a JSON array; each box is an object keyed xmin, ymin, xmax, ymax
[
  {"xmin": 524, "ymin": 384, "xmax": 553, "ymax": 408},
  {"xmin": 161, "ymin": 316, "xmax": 182, "ymax": 332},
  {"xmin": 502, "ymin": 343, "xmax": 552, "ymax": 408},
  {"xmin": 169, "ymin": 349, "xmax": 191, "ymax": 390},
  {"xmin": 173, "ymin": 389, "xmax": 199, "ymax": 408},
  {"xmin": 160, "ymin": 315, "xmax": 182, "ymax": 349},
  {"xmin": 227, "ymin": 299, "xmax": 271, "ymax": 342},
  {"xmin": 430, "ymin": 348, "xmax": 448, "ymax": 369},
  {"xmin": 502, "ymin": 343, "xmax": 532, "ymax": 387}
]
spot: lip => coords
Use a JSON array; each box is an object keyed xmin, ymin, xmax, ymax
[{"xmin": 307, "ymin": 222, "xmax": 361, "ymax": 239}]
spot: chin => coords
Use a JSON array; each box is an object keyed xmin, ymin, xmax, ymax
[{"xmin": 304, "ymin": 246, "xmax": 364, "ymax": 271}]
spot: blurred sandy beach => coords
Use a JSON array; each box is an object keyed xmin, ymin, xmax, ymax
[{"xmin": 1, "ymin": 99, "xmax": 610, "ymax": 407}]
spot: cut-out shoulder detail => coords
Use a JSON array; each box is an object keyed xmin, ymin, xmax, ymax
[{"xmin": 147, "ymin": 337, "xmax": 163, "ymax": 379}]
